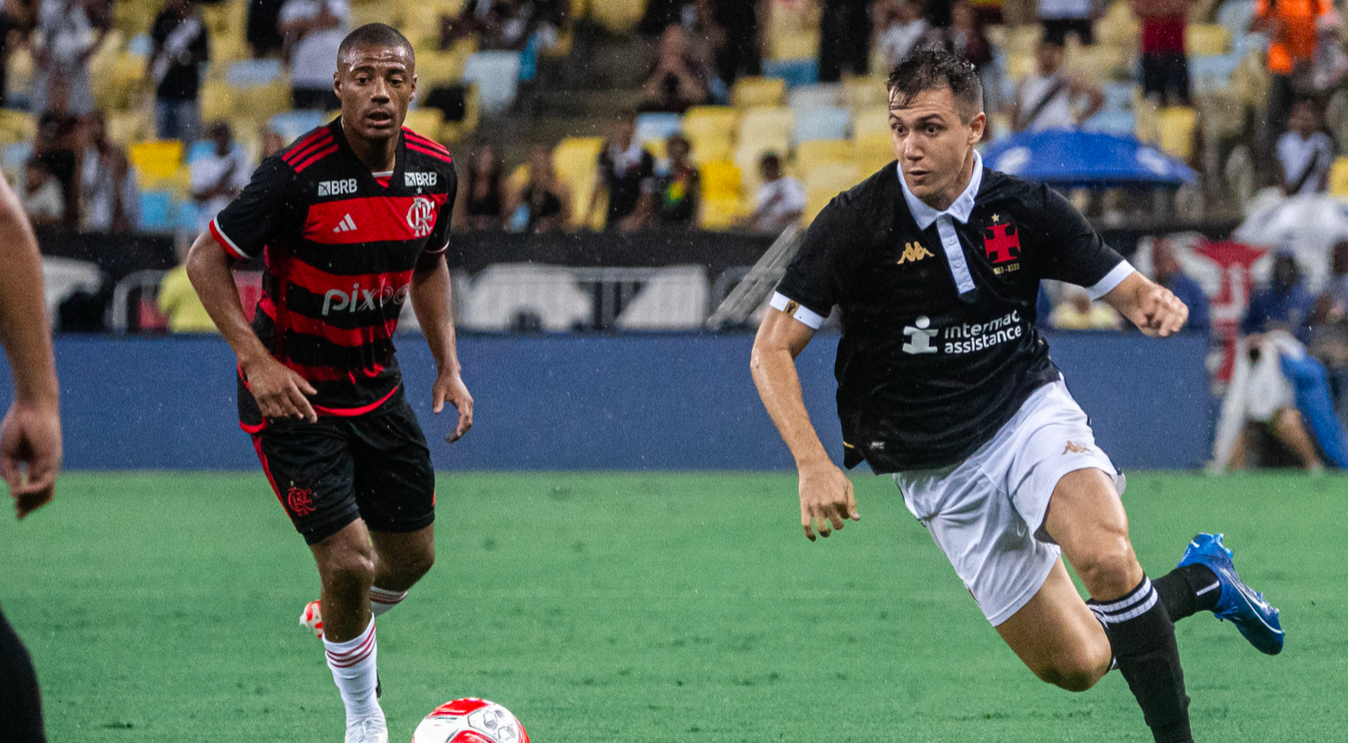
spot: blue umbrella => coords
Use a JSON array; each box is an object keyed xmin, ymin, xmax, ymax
[{"xmin": 981, "ymin": 128, "xmax": 1197, "ymax": 188}]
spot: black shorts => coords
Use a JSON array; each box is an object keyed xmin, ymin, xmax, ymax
[
  {"xmin": 1141, "ymin": 52, "xmax": 1191, "ymax": 104},
  {"xmin": 249, "ymin": 389, "xmax": 436, "ymax": 545},
  {"xmin": 1042, "ymin": 18, "xmax": 1094, "ymax": 46}
]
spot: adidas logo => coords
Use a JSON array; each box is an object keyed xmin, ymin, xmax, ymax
[{"xmin": 332, "ymin": 214, "xmax": 357, "ymax": 233}]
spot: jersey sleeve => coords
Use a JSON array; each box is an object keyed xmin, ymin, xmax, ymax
[
  {"xmin": 1036, "ymin": 185, "xmax": 1134, "ymax": 300},
  {"xmin": 771, "ymin": 199, "xmax": 849, "ymax": 329},
  {"xmin": 209, "ymin": 155, "xmax": 296, "ymax": 260},
  {"xmin": 424, "ymin": 162, "xmax": 458, "ymax": 255}
]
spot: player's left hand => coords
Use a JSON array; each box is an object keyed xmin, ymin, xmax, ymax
[
  {"xmin": 0, "ymin": 400, "xmax": 62, "ymax": 519},
  {"xmin": 432, "ymin": 372, "xmax": 474, "ymax": 443},
  {"xmin": 1133, "ymin": 283, "xmax": 1188, "ymax": 338}
]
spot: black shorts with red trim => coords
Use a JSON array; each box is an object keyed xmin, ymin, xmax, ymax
[{"xmin": 246, "ymin": 386, "xmax": 436, "ymax": 545}]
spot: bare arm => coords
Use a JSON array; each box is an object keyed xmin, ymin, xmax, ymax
[
  {"xmin": 184, "ymin": 231, "xmax": 318, "ymax": 421},
  {"xmin": 1070, "ymin": 74, "xmax": 1106, "ymax": 124},
  {"xmin": 409, "ymin": 253, "xmax": 473, "ymax": 443},
  {"xmin": 750, "ymin": 308, "xmax": 858, "ymax": 540},
  {"xmin": 1101, "ymin": 270, "xmax": 1189, "ymax": 337},
  {"xmin": 0, "ymin": 176, "xmax": 60, "ymax": 518}
]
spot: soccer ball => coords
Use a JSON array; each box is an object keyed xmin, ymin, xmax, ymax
[{"xmin": 410, "ymin": 698, "xmax": 529, "ymax": 743}]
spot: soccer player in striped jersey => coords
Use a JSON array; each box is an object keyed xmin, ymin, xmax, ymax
[{"xmin": 186, "ymin": 24, "xmax": 467, "ymax": 743}]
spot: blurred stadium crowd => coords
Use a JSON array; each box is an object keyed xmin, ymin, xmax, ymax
[{"xmin": 6, "ymin": 0, "xmax": 1348, "ymax": 467}]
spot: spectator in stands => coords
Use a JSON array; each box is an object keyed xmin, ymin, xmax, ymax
[
  {"xmin": 1243, "ymin": 252, "xmax": 1316, "ymax": 345},
  {"xmin": 454, "ymin": 144, "xmax": 506, "ymax": 231},
  {"xmin": 19, "ymin": 159, "xmax": 63, "ymax": 227},
  {"xmin": 0, "ymin": 0, "xmax": 34, "ymax": 108},
  {"xmin": 508, "ymin": 144, "xmax": 569, "ymax": 233},
  {"xmin": 1049, "ymin": 286, "xmax": 1121, "ymax": 329},
  {"xmin": 641, "ymin": 24, "xmax": 712, "ymax": 113},
  {"xmin": 739, "ymin": 152, "xmax": 805, "ymax": 234},
  {"xmin": 1310, "ymin": 241, "xmax": 1348, "ymax": 412},
  {"xmin": 158, "ymin": 243, "xmax": 217, "ymax": 333},
  {"xmin": 655, "ymin": 134, "xmax": 700, "ymax": 229},
  {"xmin": 191, "ymin": 121, "xmax": 250, "ymax": 233},
  {"xmin": 1277, "ymin": 98, "xmax": 1336, "ymax": 195},
  {"xmin": 818, "ymin": 0, "xmax": 871, "ymax": 83},
  {"xmin": 1133, "ymin": 0, "xmax": 1189, "ymax": 106},
  {"xmin": 1039, "ymin": 0, "xmax": 1095, "ymax": 45},
  {"xmin": 247, "ymin": 0, "xmax": 286, "ymax": 57},
  {"xmin": 279, "ymin": 0, "xmax": 349, "ymax": 111},
  {"xmin": 31, "ymin": 0, "xmax": 109, "ymax": 116},
  {"xmin": 941, "ymin": 1, "xmax": 992, "ymax": 69},
  {"xmin": 1152, "ymin": 237, "xmax": 1210, "ymax": 331},
  {"xmin": 32, "ymin": 111, "xmax": 78, "ymax": 226},
  {"xmin": 712, "ymin": 0, "xmax": 763, "ymax": 86},
  {"xmin": 589, "ymin": 113, "xmax": 656, "ymax": 232},
  {"xmin": 80, "ymin": 111, "xmax": 138, "ymax": 233},
  {"xmin": 874, "ymin": 0, "xmax": 935, "ymax": 72},
  {"xmin": 149, "ymin": 0, "xmax": 210, "ymax": 142},
  {"xmin": 259, "ymin": 125, "xmax": 285, "ymax": 159},
  {"xmin": 1252, "ymin": 0, "xmax": 1330, "ymax": 168},
  {"xmin": 1010, "ymin": 38, "xmax": 1104, "ymax": 131}
]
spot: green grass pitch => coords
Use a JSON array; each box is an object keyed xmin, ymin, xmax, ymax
[{"xmin": 1, "ymin": 472, "xmax": 1345, "ymax": 742}]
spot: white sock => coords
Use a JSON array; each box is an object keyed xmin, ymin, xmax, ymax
[
  {"xmin": 323, "ymin": 618, "xmax": 383, "ymax": 727},
  {"xmin": 369, "ymin": 587, "xmax": 407, "ymax": 618}
]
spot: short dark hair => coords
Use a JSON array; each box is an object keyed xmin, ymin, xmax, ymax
[
  {"xmin": 338, "ymin": 23, "xmax": 415, "ymax": 65},
  {"xmin": 886, "ymin": 48, "xmax": 983, "ymax": 122}
]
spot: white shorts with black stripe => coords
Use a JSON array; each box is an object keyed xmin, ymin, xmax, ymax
[{"xmin": 894, "ymin": 378, "xmax": 1126, "ymax": 627}]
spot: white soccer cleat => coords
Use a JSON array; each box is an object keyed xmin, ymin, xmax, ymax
[
  {"xmin": 300, "ymin": 600, "xmax": 324, "ymax": 639},
  {"xmin": 344, "ymin": 717, "xmax": 388, "ymax": 743}
]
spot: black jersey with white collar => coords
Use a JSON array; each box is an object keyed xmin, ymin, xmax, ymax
[{"xmin": 773, "ymin": 157, "xmax": 1131, "ymax": 473}]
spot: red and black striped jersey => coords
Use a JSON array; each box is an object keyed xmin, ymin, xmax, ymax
[{"xmin": 209, "ymin": 118, "xmax": 457, "ymax": 420}]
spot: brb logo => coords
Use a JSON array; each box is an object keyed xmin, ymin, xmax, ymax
[
  {"xmin": 902, "ymin": 316, "xmax": 939, "ymax": 354},
  {"xmin": 406, "ymin": 196, "xmax": 436, "ymax": 238},
  {"xmin": 322, "ymin": 281, "xmax": 411, "ymax": 315},
  {"xmin": 318, "ymin": 178, "xmax": 358, "ymax": 197},
  {"xmin": 404, "ymin": 171, "xmax": 438, "ymax": 187}
]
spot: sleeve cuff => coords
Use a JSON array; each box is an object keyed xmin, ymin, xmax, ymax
[
  {"xmin": 209, "ymin": 219, "xmax": 250, "ymax": 260},
  {"xmin": 1086, "ymin": 260, "xmax": 1135, "ymax": 301},
  {"xmin": 770, "ymin": 292, "xmax": 826, "ymax": 329}
]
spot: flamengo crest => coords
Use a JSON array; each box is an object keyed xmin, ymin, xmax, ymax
[{"xmin": 406, "ymin": 196, "xmax": 436, "ymax": 238}]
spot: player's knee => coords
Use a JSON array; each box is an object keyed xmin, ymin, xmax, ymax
[
  {"xmin": 405, "ymin": 542, "xmax": 435, "ymax": 581},
  {"xmin": 1073, "ymin": 535, "xmax": 1139, "ymax": 593},
  {"xmin": 323, "ymin": 548, "xmax": 378, "ymax": 591},
  {"xmin": 1035, "ymin": 652, "xmax": 1106, "ymax": 692}
]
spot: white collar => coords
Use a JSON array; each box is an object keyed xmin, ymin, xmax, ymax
[{"xmin": 898, "ymin": 149, "xmax": 983, "ymax": 229}]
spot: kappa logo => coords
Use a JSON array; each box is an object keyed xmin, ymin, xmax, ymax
[
  {"xmin": 406, "ymin": 196, "xmax": 436, "ymax": 238},
  {"xmin": 1063, "ymin": 441, "xmax": 1089, "ymax": 454},
  {"xmin": 318, "ymin": 178, "xmax": 358, "ymax": 197},
  {"xmin": 332, "ymin": 214, "xmax": 357, "ymax": 233},
  {"xmin": 897, "ymin": 241, "xmax": 934, "ymax": 265},
  {"xmin": 286, "ymin": 485, "xmax": 315, "ymax": 517},
  {"xmin": 404, "ymin": 171, "xmax": 438, "ymax": 187}
]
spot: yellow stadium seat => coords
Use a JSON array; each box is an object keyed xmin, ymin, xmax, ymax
[
  {"xmin": 553, "ymin": 136, "xmax": 605, "ymax": 228},
  {"xmin": 1186, "ymin": 24, "xmax": 1231, "ymax": 57},
  {"xmin": 738, "ymin": 105, "xmax": 794, "ymax": 145},
  {"xmin": 587, "ymin": 0, "xmax": 645, "ymax": 33},
  {"xmin": 0, "ymin": 110, "xmax": 35, "ymax": 145},
  {"xmin": 683, "ymin": 106, "xmax": 739, "ymax": 140},
  {"xmin": 129, "ymin": 140, "xmax": 185, "ymax": 186},
  {"xmin": 236, "ymin": 82, "xmax": 293, "ymax": 125},
  {"xmin": 852, "ymin": 105, "xmax": 891, "ymax": 139},
  {"xmin": 199, "ymin": 80, "xmax": 237, "ymax": 124},
  {"xmin": 688, "ymin": 134, "xmax": 733, "ymax": 163},
  {"xmin": 418, "ymin": 49, "xmax": 468, "ymax": 88},
  {"xmin": 853, "ymin": 133, "xmax": 895, "ymax": 173},
  {"xmin": 1157, "ymin": 106, "xmax": 1198, "ymax": 160},
  {"xmin": 700, "ymin": 159, "xmax": 742, "ymax": 200},
  {"xmin": 699, "ymin": 194, "xmax": 746, "ymax": 230},
  {"xmin": 802, "ymin": 160, "xmax": 862, "ymax": 191},
  {"xmin": 733, "ymin": 77, "xmax": 787, "ymax": 108},
  {"xmin": 795, "ymin": 139, "xmax": 854, "ymax": 173},
  {"xmin": 1096, "ymin": 0, "xmax": 1139, "ymax": 47},
  {"xmin": 1004, "ymin": 24, "xmax": 1042, "ymax": 55},
  {"xmin": 844, "ymin": 75, "xmax": 889, "ymax": 110},
  {"xmin": 106, "ymin": 110, "xmax": 152, "ymax": 148},
  {"xmin": 404, "ymin": 107, "xmax": 445, "ymax": 139},
  {"xmin": 1330, "ymin": 157, "xmax": 1348, "ymax": 196}
]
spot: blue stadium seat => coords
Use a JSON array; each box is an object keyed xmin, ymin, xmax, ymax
[
  {"xmin": 519, "ymin": 33, "xmax": 539, "ymax": 82},
  {"xmin": 226, "ymin": 59, "xmax": 282, "ymax": 87},
  {"xmin": 269, "ymin": 109, "xmax": 327, "ymax": 143},
  {"xmin": 635, "ymin": 112, "xmax": 682, "ymax": 146},
  {"xmin": 1083, "ymin": 109, "xmax": 1136, "ymax": 136},
  {"xmin": 788, "ymin": 83, "xmax": 844, "ymax": 111},
  {"xmin": 793, "ymin": 106, "xmax": 850, "ymax": 143},
  {"xmin": 127, "ymin": 33, "xmax": 152, "ymax": 57},
  {"xmin": 3, "ymin": 141, "xmax": 31, "ymax": 172},
  {"xmin": 139, "ymin": 191, "xmax": 177, "ymax": 233},
  {"xmin": 1218, "ymin": 0, "xmax": 1256, "ymax": 40},
  {"xmin": 463, "ymin": 51, "xmax": 522, "ymax": 115},
  {"xmin": 1190, "ymin": 54, "xmax": 1241, "ymax": 94},
  {"xmin": 762, "ymin": 58, "xmax": 819, "ymax": 88},
  {"xmin": 176, "ymin": 200, "xmax": 200, "ymax": 233}
]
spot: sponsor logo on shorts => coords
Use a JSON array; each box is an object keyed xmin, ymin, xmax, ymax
[
  {"xmin": 1063, "ymin": 441, "xmax": 1089, "ymax": 454},
  {"xmin": 404, "ymin": 171, "xmax": 438, "ymax": 187},
  {"xmin": 318, "ymin": 178, "xmax": 358, "ymax": 197},
  {"xmin": 287, "ymin": 485, "xmax": 316, "ymax": 516}
]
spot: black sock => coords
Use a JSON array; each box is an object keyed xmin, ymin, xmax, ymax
[
  {"xmin": 1089, "ymin": 578, "xmax": 1193, "ymax": 743},
  {"xmin": 1154, "ymin": 564, "xmax": 1221, "ymax": 622},
  {"xmin": 0, "ymin": 608, "xmax": 47, "ymax": 743}
]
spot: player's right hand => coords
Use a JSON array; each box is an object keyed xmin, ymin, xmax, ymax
[
  {"xmin": 0, "ymin": 400, "xmax": 62, "ymax": 520},
  {"xmin": 797, "ymin": 460, "xmax": 859, "ymax": 541},
  {"xmin": 242, "ymin": 356, "xmax": 318, "ymax": 422}
]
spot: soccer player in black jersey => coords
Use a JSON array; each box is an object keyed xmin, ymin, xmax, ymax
[
  {"xmin": 751, "ymin": 50, "xmax": 1284, "ymax": 743},
  {"xmin": 186, "ymin": 24, "xmax": 467, "ymax": 743}
]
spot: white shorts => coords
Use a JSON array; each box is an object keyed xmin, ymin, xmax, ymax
[{"xmin": 893, "ymin": 379, "xmax": 1126, "ymax": 627}]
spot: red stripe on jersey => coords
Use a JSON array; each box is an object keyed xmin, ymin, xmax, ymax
[
  {"xmin": 375, "ymin": 176, "xmax": 390, "ymax": 187},
  {"xmin": 283, "ymin": 130, "xmax": 334, "ymax": 164},
  {"xmin": 295, "ymin": 145, "xmax": 339, "ymax": 173},
  {"xmin": 403, "ymin": 130, "xmax": 452, "ymax": 156},
  {"xmin": 258, "ymin": 292, "xmax": 399, "ymax": 347},
  {"xmin": 282, "ymin": 358, "xmax": 346, "ymax": 382},
  {"xmin": 283, "ymin": 255, "xmax": 414, "ymax": 300},
  {"xmin": 406, "ymin": 142, "xmax": 453, "ymax": 164},
  {"xmin": 302, "ymin": 193, "xmax": 448, "ymax": 245},
  {"xmin": 209, "ymin": 219, "xmax": 250, "ymax": 259},
  {"xmin": 312, "ymin": 384, "xmax": 400, "ymax": 417}
]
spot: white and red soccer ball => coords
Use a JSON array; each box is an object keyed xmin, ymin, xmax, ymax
[{"xmin": 411, "ymin": 698, "xmax": 529, "ymax": 743}]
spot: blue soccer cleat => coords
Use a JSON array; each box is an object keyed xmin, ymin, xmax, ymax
[{"xmin": 1178, "ymin": 533, "xmax": 1284, "ymax": 655}]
